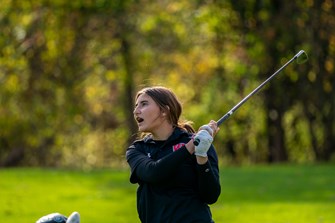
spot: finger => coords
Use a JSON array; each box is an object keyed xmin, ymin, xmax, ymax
[
  {"xmin": 199, "ymin": 125, "xmax": 214, "ymax": 136},
  {"xmin": 209, "ymin": 122, "xmax": 220, "ymax": 137},
  {"xmin": 208, "ymin": 121, "xmax": 218, "ymax": 134}
]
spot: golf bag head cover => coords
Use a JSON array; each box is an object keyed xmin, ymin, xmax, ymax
[{"xmin": 36, "ymin": 213, "xmax": 67, "ymax": 223}]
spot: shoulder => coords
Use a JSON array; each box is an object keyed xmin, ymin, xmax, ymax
[
  {"xmin": 126, "ymin": 135, "xmax": 155, "ymax": 158},
  {"xmin": 127, "ymin": 135, "xmax": 153, "ymax": 150},
  {"xmin": 127, "ymin": 139, "xmax": 145, "ymax": 154}
]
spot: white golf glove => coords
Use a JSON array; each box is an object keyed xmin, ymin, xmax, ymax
[
  {"xmin": 199, "ymin": 124, "xmax": 214, "ymax": 136},
  {"xmin": 194, "ymin": 130, "xmax": 213, "ymax": 157}
]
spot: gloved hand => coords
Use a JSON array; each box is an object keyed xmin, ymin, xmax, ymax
[
  {"xmin": 199, "ymin": 124, "xmax": 213, "ymax": 136},
  {"xmin": 194, "ymin": 130, "xmax": 213, "ymax": 157}
]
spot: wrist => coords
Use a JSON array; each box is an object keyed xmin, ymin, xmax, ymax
[
  {"xmin": 196, "ymin": 156, "xmax": 208, "ymax": 164},
  {"xmin": 194, "ymin": 151, "xmax": 208, "ymax": 157},
  {"xmin": 185, "ymin": 140, "xmax": 195, "ymax": 154}
]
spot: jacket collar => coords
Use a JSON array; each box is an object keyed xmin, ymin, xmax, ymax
[{"xmin": 142, "ymin": 127, "xmax": 189, "ymax": 144}]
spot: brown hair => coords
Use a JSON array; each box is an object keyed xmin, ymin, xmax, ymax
[{"xmin": 135, "ymin": 86, "xmax": 195, "ymax": 133}]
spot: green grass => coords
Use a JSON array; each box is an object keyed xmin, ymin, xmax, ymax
[
  {"xmin": 215, "ymin": 164, "xmax": 335, "ymax": 223},
  {"xmin": 0, "ymin": 164, "xmax": 334, "ymax": 223}
]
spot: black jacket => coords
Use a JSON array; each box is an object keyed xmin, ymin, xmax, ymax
[{"xmin": 126, "ymin": 128, "xmax": 221, "ymax": 223}]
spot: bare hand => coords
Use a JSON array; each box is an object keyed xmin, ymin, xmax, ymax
[{"xmin": 199, "ymin": 120, "xmax": 220, "ymax": 137}]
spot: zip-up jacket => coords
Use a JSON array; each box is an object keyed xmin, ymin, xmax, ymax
[{"xmin": 126, "ymin": 127, "xmax": 221, "ymax": 223}]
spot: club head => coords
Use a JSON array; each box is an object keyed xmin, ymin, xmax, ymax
[{"xmin": 296, "ymin": 50, "xmax": 308, "ymax": 64}]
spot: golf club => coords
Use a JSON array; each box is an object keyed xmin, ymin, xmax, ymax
[{"xmin": 194, "ymin": 50, "xmax": 308, "ymax": 146}]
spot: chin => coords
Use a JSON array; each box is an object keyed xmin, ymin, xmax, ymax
[{"xmin": 138, "ymin": 126, "xmax": 147, "ymax": 132}]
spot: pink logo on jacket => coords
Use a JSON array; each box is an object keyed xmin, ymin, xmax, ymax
[{"xmin": 172, "ymin": 143, "xmax": 185, "ymax": 152}]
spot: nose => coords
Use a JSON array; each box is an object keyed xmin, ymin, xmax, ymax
[{"xmin": 133, "ymin": 106, "xmax": 140, "ymax": 115}]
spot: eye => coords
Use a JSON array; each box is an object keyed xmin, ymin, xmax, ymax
[
  {"xmin": 139, "ymin": 101, "xmax": 149, "ymax": 107},
  {"xmin": 134, "ymin": 101, "xmax": 148, "ymax": 110}
]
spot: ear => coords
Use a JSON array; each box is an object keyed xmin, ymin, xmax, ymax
[{"xmin": 162, "ymin": 105, "xmax": 170, "ymax": 116}]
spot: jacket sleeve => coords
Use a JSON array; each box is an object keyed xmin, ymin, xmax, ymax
[
  {"xmin": 196, "ymin": 145, "xmax": 221, "ymax": 204},
  {"xmin": 126, "ymin": 145, "xmax": 192, "ymax": 184}
]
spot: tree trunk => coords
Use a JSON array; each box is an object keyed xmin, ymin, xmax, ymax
[
  {"xmin": 265, "ymin": 88, "xmax": 288, "ymax": 162},
  {"xmin": 120, "ymin": 35, "xmax": 137, "ymax": 145}
]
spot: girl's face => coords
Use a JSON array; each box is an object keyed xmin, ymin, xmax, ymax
[{"xmin": 133, "ymin": 93, "xmax": 167, "ymax": 134}]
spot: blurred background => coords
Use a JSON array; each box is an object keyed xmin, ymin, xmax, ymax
[{"xmin": 0, "ymin": 0, "xmax": 334, "ymax": 169}]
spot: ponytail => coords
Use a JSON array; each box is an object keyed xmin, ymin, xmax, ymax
[{"xmin": 177, "ymin": 120, "xmax": 195, "ymax": 133}]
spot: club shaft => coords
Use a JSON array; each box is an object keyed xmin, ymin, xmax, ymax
[
  {"xmin": 217, "ymin": 51, "xmax": 303, "ymax": 126},
  {"xmin": 194, "ymin": 50, "xmax": 306, "ymax": 146}
]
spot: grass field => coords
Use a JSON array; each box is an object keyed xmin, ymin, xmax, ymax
[{"xmin": 0, "ymin": 164, "xmax": 334, "ymax": 223}]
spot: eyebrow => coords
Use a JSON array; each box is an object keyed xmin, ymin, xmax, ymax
[{"xmin": 135, "ymin": 100, "xmax": 149, "ymax": 106}]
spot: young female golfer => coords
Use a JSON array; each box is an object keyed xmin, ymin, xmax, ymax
[{"xmin": 126, "ymin": 86, "xmax": 221, "ymax": 223}]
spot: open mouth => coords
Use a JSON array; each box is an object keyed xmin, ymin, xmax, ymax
[{"xmin": 136, "ymin": 117, "xmax": 144, "ymax": 123}]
